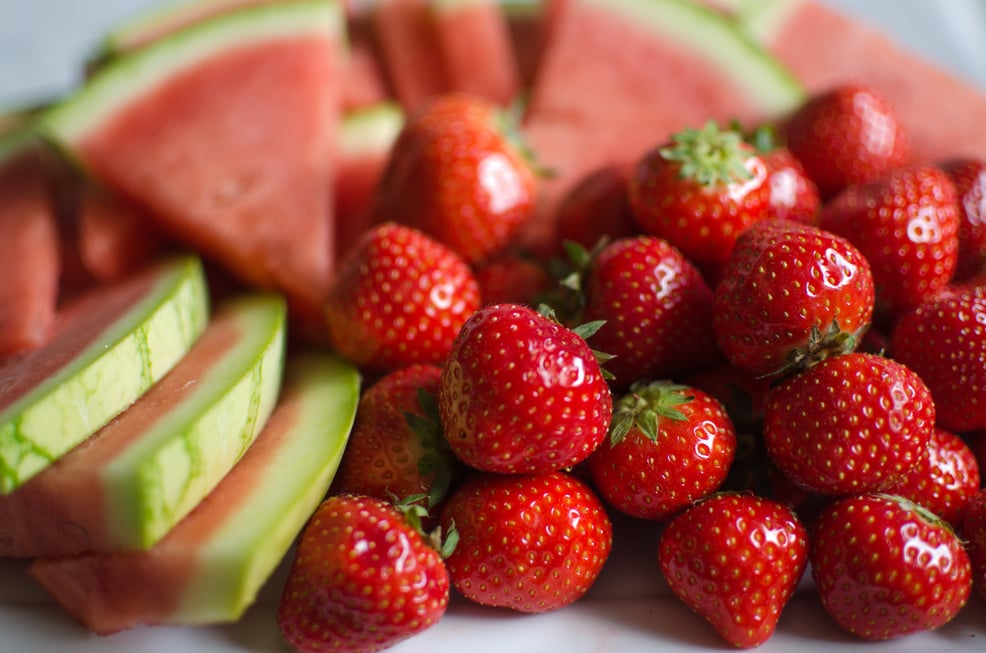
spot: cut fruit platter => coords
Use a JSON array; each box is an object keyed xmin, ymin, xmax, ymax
[{"xmin": 2, "ymin": 0, "xmax": 986, "ymax": 652}]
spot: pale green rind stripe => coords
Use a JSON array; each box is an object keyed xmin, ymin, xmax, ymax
[
  {"xmin": 176, "ymin": 352, "xmax": 360, "ymax": 623},
  {"xmin": 339, "ymin": 101, "xmax": 404, "ymax": 159},
  {"xmin": 0, "ymin": 255, "xmax": 209, "ymax": 494},
  {"xmin": 730, "ymin": 0, "xmax": 803, "ymax": 44},
  {"xmin": 102, "ymin": 294, "xmax": 287, "ymax": 550}
]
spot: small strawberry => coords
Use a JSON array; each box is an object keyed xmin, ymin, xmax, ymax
[
  {"xmin": 628, "ymin": 120, "xmax": 771, "ymax": 270},
  {"xmin": 658, "ymin": 492, "xmax": 809, "ymax": 648},
  {"xmin": 819, "ymin": 164, "xmax": 959, "ymax": 319},
  {"xmin": 782, "ymin": 84, "xmax": 910, "ymax": 199},
  {"xmin": 811, "ymin": 493, "xmax": 972, "ymax": 640},
  {"xmin": 763, "ymin": 352, "xmax": 935, "ymax": 496},
  {"xmin": 761, "ymin": 145, "xmax": 821, "ymax": 225},
  {"xmin": 587, "ymin": 381, "xmax": 736, "ymax": 520},
  {"xmin": 554, "ymin": 162, "xmax": 638, "ymax": 250},
  {"xmin": 324, "ymin": 222, "xmax": 481, "ymax": 372},
  {"xmin": 714, "ymin": 218, "xmax": 875, "ymax": 377},
  {"xmin": 277, "ymin": 494, "xmax": 451, "ymax": 653},
  {"xmin": 371, "ymin": 93, "xmax": 537, "ymax": 264},
  {"xmin": 439, "ymin": 470, "xmax": 612, "ymax": 613},
  {"xmin": 890, "ymin": 282, "xmax": 986, "ymax": 433},
  {"xmin": 960, "ymin": 488, "xmax": 986, "ymax": 601},
  {"xmin": 437, "ymin": 303, "xmax": 611, "ymax": 474},
  {"xmin": 939, "ymin": 157, "xmax": 986, "ymax": 281}
]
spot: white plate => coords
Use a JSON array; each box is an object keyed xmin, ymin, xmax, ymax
[{"xmin": 2, "ymin": 1, "xmax": 986, "ymax": 652}]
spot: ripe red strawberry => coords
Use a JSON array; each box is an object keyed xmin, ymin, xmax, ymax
[
  {"xmin": 658, "ymin": 492, "xmax": 809, "ymax": 648},
  {"xmin": 960, "ymin": 488, "xmax": 986, "ymax": 600},
  {"xmin": 763, "ymin": 352, "xmax": 935, "ymax": 496},
  {"xmin": 628, "ymin": 120, "xmax": 771, "ymax": 270},
  {"xmin": 331, "ymin": 364, "xmax": 459, "ymax": 507},
  {"xmin": 811, "ymin": 493, "xmax": 972, "ymax": 640},
  {"xmin": 782, "ymin": 84, "xmax": 910, "ymax": 199},
  {"xmin": 714, "ymin": 218, "xmax": 875, "ymax": 377},
  {"xmin": 555, "ymin": 162, "xmax": 638, "ymax": 250},
  {"xmin": 939, "ymin": 157, "xmax": 986, "ymax": 281},
  {"xmin": 439, "ymin": 471, "xmax": 612, "ymax": 613},
  {"xmin": 761, "ymin": 145, "xmax": 821, "ymax": 225},
  {"xmin": 581, "ymin": 235, "xmax": 722, "ymax": 389},
  {"xmin": 324, "ymin": 222, "xmax": 480, "ymax": 372},
  {"xmin": 437, "ymin": 303, "xmax": 611, "ymax": 474},
  {"xmin": 277, "ymin": 494, "xmax": 450, "ymax": 653},
  {"xmin": 587, "ymin": 381, "xmax": 736, "ymax": 520},
  {"xmin": 819, "ymin": 164, "xmax": 959, "ymax": 319},
  {"xmin": 891, "ymin": 282, "xmax": 986, "ymax": 433},
  {"xmin": 371, "ymin": 93, "xmax": 537, "ymax": 264},
  {"xmin": 471, "ymin": 250, "xmax": 552, "ymax": 306}
]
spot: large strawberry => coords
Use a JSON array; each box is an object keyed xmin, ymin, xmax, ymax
[
  {"xmin": 763, "ymin": 352, "xmax": 935, "ymax": 496},
  {"xmin": 587, "ymin": 381, "xmax": 736, "ymax": 520},
  {"xmin": 890, "ymin": 282, "xmax": 986, "ymax": 433},
  {"xmin": 324, "ymin": 222, "xmax": 481, "ymax": 372},
  {"xmin": 658, "ymin": 492, "xmax": 809, "ymax": 648},
  {"xmin": 371, "ymin": 93, "xmax": 537, "ymax": 264},
  {"xmin": 939, "ymin": 157, "xmax": 986, "ymax": 281},
  {"xmin": 277, "ymin": 494, "xmax": 451, "ymax": 653},
  {"xmin": 714, "ymin": 218, "xmax": 875, "ymax": 377},
  {"xmin": 437, "ymin": 303, "xmax": 611, "ymax": 474},
  {"xmin": 439, "ymin": 471, "xmax": 612, "ymax": 613},
  {"xmin": 811, "ymin": 493, "xmax": 972, "ymax": 640}
]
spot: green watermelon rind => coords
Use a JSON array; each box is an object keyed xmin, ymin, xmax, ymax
[
  {"xmin": 40, "ymin": 0, "xmax": 344, "ymax": 163},
  {"xmin": 102, "ymin": 293, "xmax": 287, "ymax": 551},
  {"xmin": 0, "ymin": 255, "xmax": 209, "ymax": 495},
  {"xmin": 177, "ymin": 351, "xmax": 360, "ymax": 623},
  {"xmin": 339, "ymin": 101, "xmax": 405, "ymax": 159}
]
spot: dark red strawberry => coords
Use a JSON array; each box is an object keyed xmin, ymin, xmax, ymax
[
  {"xmin": 939, "ymin": 157, "xmax": 986, "ymax": 281},
  {"xmin": 811, "ymin": 493, "xmax": 972, "ymax": 640},
  {"xmin": 761, "ymin": 145, "xmax": 821, "ymax": 225},
  {"xmin": 658, "ymin": 492, "xmax": 809, "ymax": 648},
  {"xmin": 437, "ymin": 303, "xmax": 611, "ymax": 473},
  {"xmin": 960, "ymin": 488, "xmax": 986, "ymax": 601},
  {"xmin": 713, "ymin": 218, "xmax": 875, "ymax": 377},
  {"xmin": 471, "ymin": 250, "xmax": 552, "ymax": 306},
  {"xmin": 439, "ymin": 471, "xmax": 612, "ymax": 613},
  {"xmin": 324, "ymin": 222, "xmax": 481, "ymax": 372},
  {"xmin": 683, "ymin": 362, "xmax": 772, "ymax": 430},
  {"xmin": 587, "ymin": 381, "xmax": 736, "ymax": 520},
  {"xmin": 555, "ymin": 162, "xmax": 638, "ymax": 250}
]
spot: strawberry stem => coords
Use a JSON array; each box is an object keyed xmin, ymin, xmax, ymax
[{"xmin": 660, "ymin": 120, "xmax": 753, "ymax": 186}]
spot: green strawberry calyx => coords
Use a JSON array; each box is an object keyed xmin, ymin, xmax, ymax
[
  {"xmin": 608, "ymin": 381, "xmax": 694, "ymax": 447},
  {"xmin": 776, "ymin": 319, "xmax": 867, "ymax": 378},
  {"xmin": 660, "ymin": 120, "xmax": 753, "ymax": 186}
]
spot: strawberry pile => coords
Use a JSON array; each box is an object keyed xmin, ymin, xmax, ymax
[{"xmin": 276, "ymin": 86, "xmax": 986, "ymax": 652}]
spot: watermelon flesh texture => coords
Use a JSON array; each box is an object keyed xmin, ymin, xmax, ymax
[
  {"xmin": 0, "ymin": 293, "xmax": 285, "ymax": 556},
  {"xmin": 373, "ymin": 0, "xmax": 450, "ymax": 111},
  {"xmin": 518, "ymin": 0, "xmax": 804, "ymax": 255},
  {"xmin": 28, "ymin": 350, "xmax": 359, "ymax": 635}
]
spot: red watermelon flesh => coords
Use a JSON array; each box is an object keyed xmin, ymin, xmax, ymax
[
  {"xmin": 78, "ymin": 184, "xmax": 167, "ymax": 282},
  {"xmin": 373, "ymin": 0, "xmax": 450, "ymax": 111}
]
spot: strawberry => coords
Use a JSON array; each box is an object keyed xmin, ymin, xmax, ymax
[
  {"xmin": 761, "ymin": 145, "xmax": 821, "ymax": 225},
  {"xmin": 438, "ymin": 470, "xmax": 612, "ymax": 613},
  {"xmin": 890, "ymin": 282, "xmax": 986, "ymax": 433},
  {"xmin": 579, "ymin": 235, "xmax": 721, "ymax": 388},
  {"xmin": 371, "ymin": 93, "xmax": 537, "ymax": 264},
  {"xmin": 713, "ymin": 218, "xmax": 875, "ymax": 377},
  {"xmin": 763, "ymin": 352, "xmax": 935, "ymax": 496},
  {"xmin": 437, "ymin": 303, "xmax": 611, "ymax": 474},
  {"xmin": 628, "ymin": 120, "xmax": 771, "ymax": 270},
  {"xmin": 324, "ymin": 222, "xmax": 481, "ymax": 372},
  {"xmin": 554, "ymin": 162, "xmax": 638, "ymax": 250},
  {"xmin": 471, "ymin": 250, "xmax": 552, "ymax": 306},
  {"xmin": 658, "ymin": 492, "xmax": 809, "ymax": 648},
  {"xmin": 277, "ymin": 494, "xmax": 451, "ymax": 653},
  {"xmin": 939, "ymin": 157, "xmax": 986, "ymax": 281},
  {"xmin": 811, "ymin": 493, "xmax": 972, "ymax": 640},
  {"xmin": 819, "ymin": 164, "xmax": 960, "ymax": 319},
  {"xmin": 960, "ymin": 488, "xmax": 986, "ymax": 601},
  {"xmin": 782, "ymin": 84, "xmax": 910, "ymax": 199},
  {"xmin": 587, "ymin": 381, "xmax": 736, "ymax": 520}
]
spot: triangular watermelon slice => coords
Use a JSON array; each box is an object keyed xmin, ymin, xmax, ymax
[{"xmin": 42, "ymin": 0, "xmax": 345, "ymax": 316}]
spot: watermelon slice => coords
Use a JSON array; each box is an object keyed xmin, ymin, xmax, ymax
[
  {"xmin": 518, "ymin": 0, "xmax": 804, "ymax": 253},
  {"xmin": 0, "ymin": 293, "xmax": 285, "ymax": 556},
  {"xmin": 0, "ymin": 254, "xmax": 208, "ymax": 494},
  {"xmin": 41, "ymin": 0, "xmax": 345, "ymax": 316},
  {"xmin": 28, "ymin": 350, "xmax": 359, "ymax": 635},
  {"xmin": 373, "ymin": 0, "xmax": 450, "ymax": 111}
]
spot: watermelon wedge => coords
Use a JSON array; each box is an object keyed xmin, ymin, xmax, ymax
[
  {"xmin": 373, "ymin": 0, "xmax": 450, "ymax": 111},
  {"xmin": 518, "ymin": 0, "xmax": 804, "ymax": 253},
  {"xmin": 41, "ymin": 0, "xmax": 345, "ymax": 316},
  {"xmin": 28, "ymin": 350, "xmax": 359, "ymax": 635},
  {"xmin": 0, "ymin": 254, "xmax": 208, "ymax": 494},
  {"xmin": 0, "ymin": 293, "xmax": 285, "ymax": 556}
]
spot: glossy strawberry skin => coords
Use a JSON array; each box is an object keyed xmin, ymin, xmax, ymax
[
  {"xmin": 658, "ymin": 492, "xmax": 809, "ymax": 648},
  {"xmin": 438, "ymin": 303, "xmax": 611, "ymax": 474},
  {"xmin": 325, "ymin": 222, "xmax": 481, "ymax": 372},
  {"xmin": 761, "ymin": 146, "xmax": 821, "ymax": 225},
  {"xmin": 277, "ymin": 494, "xmax": 450, "ymax": 653},
  {"xmin": 713, "ymin": 218, "xmax": 875, "ymax": 377},
  {"xmin": 811, "ymin": 493, "xmax": 972, "ymax": 640},
  {"xmin": 371, "ymin": 93, "xmax": 537, "ymax": 264},
  {"xmin": 439, "ymin": 471, "xmax": 612, "ymax": 613},
  {"xmin": 939, "ymin": 158, "xmax": 986, "ymax": 281},
  {"xmin": 783, "ymin": 84, "xmax": 910, "ymax": 199},
  {"xmin": 820, "ymin": 164, "xmax": 959, "ymax": 319},
  {"xmin": 960, "ymin": 489, "xmax": 986, "ymax": 601},
  {"xmin": 891, "ymin": 283, "xmax": 986, "ymax": 433},
  {"xmin": 763, "ymin": 352, "xmax": 935, "ymax": 496}
]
